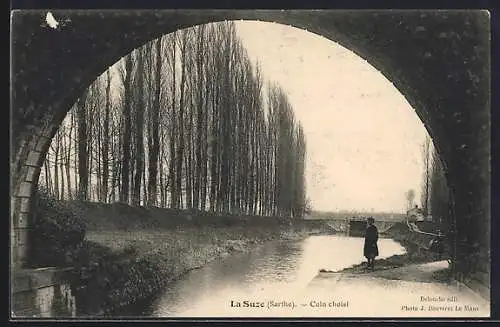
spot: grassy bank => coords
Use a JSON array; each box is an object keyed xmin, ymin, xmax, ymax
[
  {"xmin": 335, "ymin": 222, "xmax": 450, "ymax": 279},
  {"xmin": 76, "ymin": 226, "xmax": 317, "ymax": 315},
  {"xmin": 41, "ymin": 200, "xmax": 331, "ymax": 315}
]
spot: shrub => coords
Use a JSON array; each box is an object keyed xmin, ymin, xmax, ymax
[{"xmin": 29, "ymin": 188, "xmax": 87, "ymax": 267}]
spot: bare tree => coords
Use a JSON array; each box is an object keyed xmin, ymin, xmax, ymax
[
  {"xmin": 77, "ymin": 89, "xmax": 89, "ymax": 201},
  {"xmin": 421, "ymin": 135, "xmax": 431, "ymax": 215},
  {"xmin": 168, "ymin": 31, "xmax": 178, "ymax": 208},
  {"xmin": 132, "ymin": 48, "xmax": 146, "ymax": 206},
  {"xmin": 101, "ymin": 70, "xmax": 111, "ymax": 203},
  {"xmin": 119, "ymin": 54, "xmax": 134, "ymax": 204},
  {"xmin": 65, "ymin": 109, "xmax": 74, "ymax": 200},
  {"xmin": 147, "ymin": 38, "xmax": 162, "ymax": 206},
  {"xmin": 406, "ymin": 189, "xmax": 416, "ymax": 211}
]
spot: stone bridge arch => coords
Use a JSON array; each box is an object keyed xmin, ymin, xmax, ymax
[{"xmin": 10, "ymin": 10, "xmax": 490, "ymax": 282}]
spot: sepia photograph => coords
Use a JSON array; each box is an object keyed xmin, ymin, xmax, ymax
[{"xmin": 10, "ymin": 9, "xmax": 491, "ymax": 319}]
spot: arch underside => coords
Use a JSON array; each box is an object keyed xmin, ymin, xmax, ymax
[{"xmin": 10, "ymin": 10, "xmax": 490, "ymax": 284}]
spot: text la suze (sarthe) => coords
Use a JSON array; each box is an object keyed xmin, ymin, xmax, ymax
[{"xmin": 230, "ymin": 300, "xmax": 265, "ymax": 308}]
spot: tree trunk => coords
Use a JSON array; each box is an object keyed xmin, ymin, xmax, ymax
[
  {"xmin": 147, "ymin": 38, "xmax": 162, "ymax": 207},
  {"xmin": 65, "ymin": 112, "xmax": 73, "ymax": 200},
  {"xmin": 133, "ymin": 48, "xmax": 145, "ymax": 206},
  {"xmin": 120, "ymin": 54, "xmax": 133, "ymax": 203},
  {"xmin": 176, "ymin": 31, "xmax": 188, "ymax": 209},
  {"xmin": 101, "ymin": 70, "xmax": 111, "ymax": 203},
  {"xmin": 169, "ymin": 32, "xmax": 178, "ymax": 208},
  {"xmin": 77, "ymin": 89, "xmax": 89, "ymax": 201}
]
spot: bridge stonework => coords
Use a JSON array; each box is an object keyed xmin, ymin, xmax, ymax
[{"xmin": 10, "ymin": 10, "xmax": 490, "ymax": 283}]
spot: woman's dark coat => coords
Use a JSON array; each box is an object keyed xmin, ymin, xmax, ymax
[{"xmin": 363, "ymin": 224, "xmax": 379, "ymax": 258}]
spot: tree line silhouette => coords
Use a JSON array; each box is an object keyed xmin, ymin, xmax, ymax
[
  {"xmin": 418, "ymin": 136, "xmax": 450, "ymax": 228},
  {"xmin": 39, "ymin": 21, "xmax": 307, "ymax": 218}
]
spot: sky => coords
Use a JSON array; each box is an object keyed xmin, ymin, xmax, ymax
[{"xmin": 234, "ymin": 21, "xmax": 430, "ymax": 213}]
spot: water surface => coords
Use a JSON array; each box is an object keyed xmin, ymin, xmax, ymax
[{"xmin": 136, "ymin": 235, "xmax": 406, "ymax": 317}]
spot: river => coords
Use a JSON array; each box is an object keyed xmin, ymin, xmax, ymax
[
  {"xmin": 120, "ymin": 234, "xmax": 406, "ymax": 317},
  {"xmin": 21, "ymin": 233, "xmax": 492, "ymax": 318},
  {"xmin": 24, "ymin": 234, "xmax": 406, "ymax": 317}
]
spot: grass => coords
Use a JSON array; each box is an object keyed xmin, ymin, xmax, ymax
[
  {"xmin": 64, "ymin": 200, "xmax": 298, "ymax": 231},
  {"xmin": 84, "ymin": 225, "xmax": 321, "ymax": 280},
  {"xmin": 84, "ymin": 226, "xmax": 284, "ymax": 265}
]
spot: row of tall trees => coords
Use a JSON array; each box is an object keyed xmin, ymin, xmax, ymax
[{"xmin": 39, "ymin": 21, "xmax": 308, "ymax": 218}]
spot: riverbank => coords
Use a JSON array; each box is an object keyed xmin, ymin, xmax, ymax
[
  {"xmin": 330, "ymin": 222, "xmax": 451, "ymax": 281},
  {"xmin": 57, "ymin": 201, "xmax": 331, "ymax": 316}
]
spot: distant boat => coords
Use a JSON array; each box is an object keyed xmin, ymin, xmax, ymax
[{"xmin": 406, "ymin": 206, "xmax": 425, "ymax": 222}]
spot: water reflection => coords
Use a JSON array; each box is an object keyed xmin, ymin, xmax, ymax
[
  {"xmin": 139, "ymin": 235, "xmax": 406, "ymax": 317},
  {"xmin": 35, "ymin": 286, "xmax": 54, "ymax": 317},
  {"xmin": 59, "ymin": 284, "xmax": 77, "ymax": 317},
  {"xmin": 21, "ymin": 282, "xmax": 77, "ymax": 318}
]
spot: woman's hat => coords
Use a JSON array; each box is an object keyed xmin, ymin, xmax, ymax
[{"xmin": 367, "ymin": 217, "xmax": 375, "ymax": 223}]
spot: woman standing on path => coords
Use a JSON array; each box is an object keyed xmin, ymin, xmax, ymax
[{"xmin": 364, "ymin": 217, "xmax": 379, "ymax": 271}]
